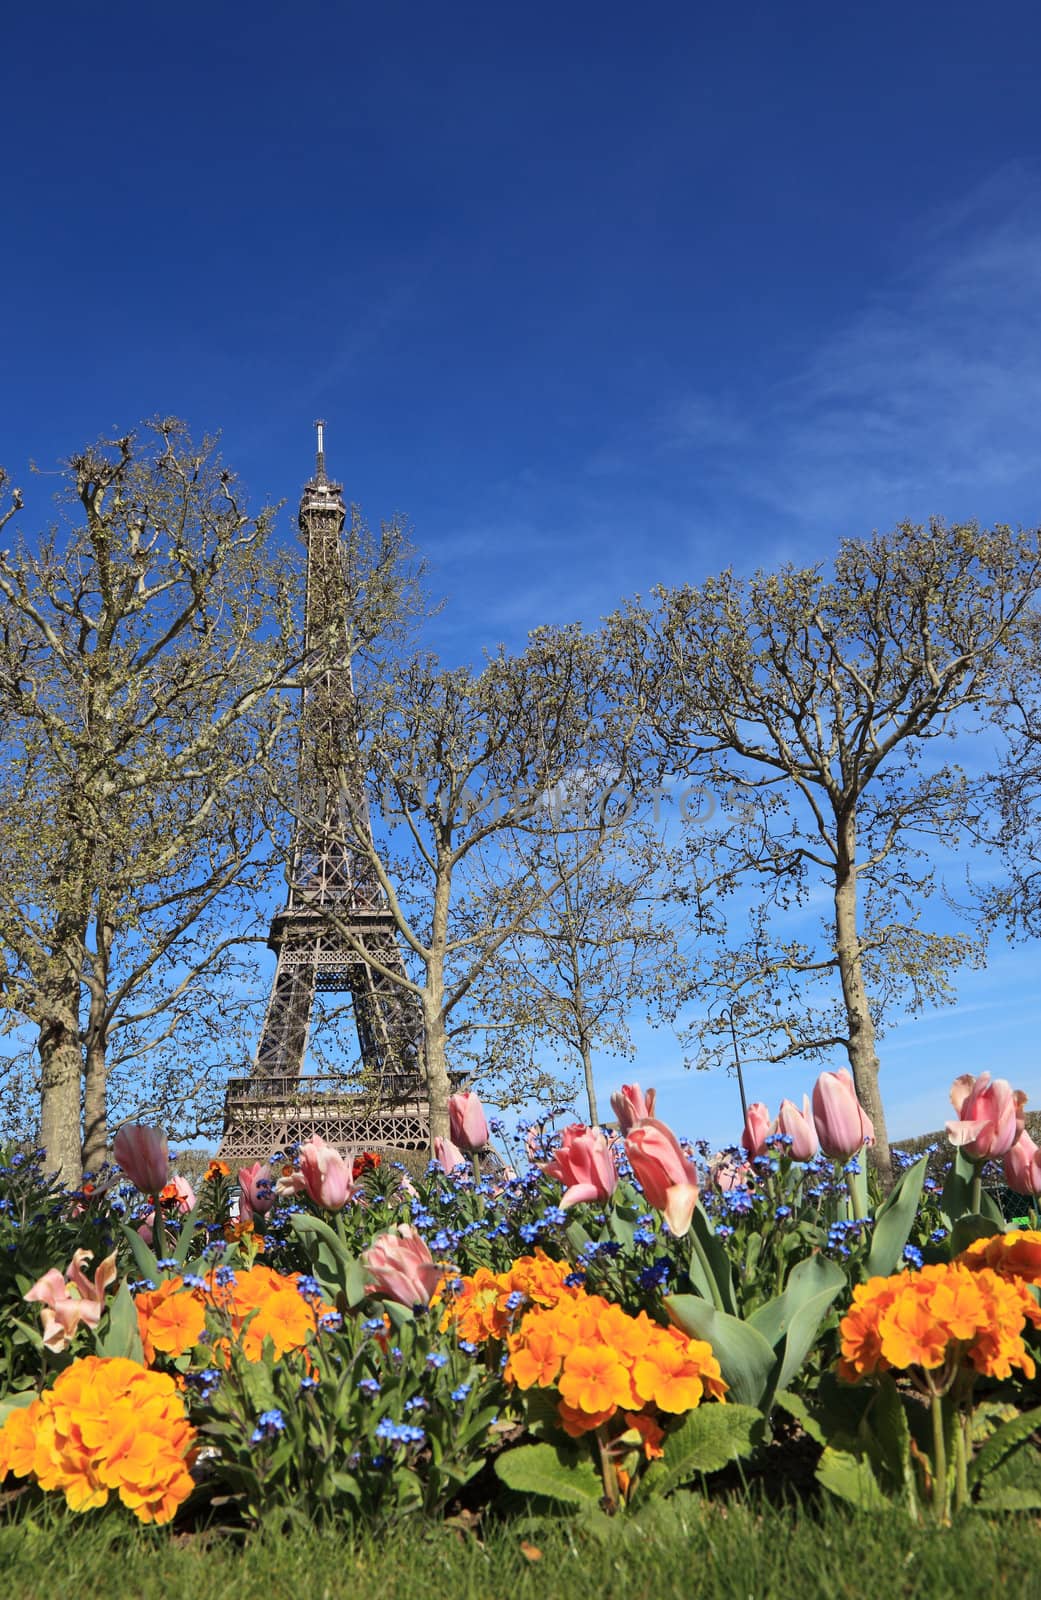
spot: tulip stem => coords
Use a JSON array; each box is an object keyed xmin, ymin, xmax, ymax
[
  {"xmin": 844, "ymin": 1167, "xmax": 866, "ymax": 1221},
  {"xmin": 688, "ymin": 1228, "xmax": 725, "ymax": 1311},
  {"xmin": 970, "ymin": 1172, "xmax": 982, "ymax": 1216}
]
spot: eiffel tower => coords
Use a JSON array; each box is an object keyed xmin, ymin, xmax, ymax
[{"xmin": 219, "ymin": 425, "xmax": 429, "ymax": 1163}]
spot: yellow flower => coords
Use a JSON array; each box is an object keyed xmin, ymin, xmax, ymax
[
  {"xmin": 632, "ymin": 1330, "xmax": 726, "ymax": 1412},
  {"xmin": 136, "ymin": 1277, "xmax": 207, "ymax": 1364},
  {"xmin": 506, "ymin": 1314, "xmax": 567, "ymax": 1390},
  {"xmin": 875, "ymin": 1290, "xmax": 950, "ymax": 1371},
  {"xmin": 558, "ymin": 1343, "xmax": 635, "ymax": 1414},
  {"xmin": 439, "ymin": 1252, "xmax": 582, "ymax": 1346},
  {"xmin": 958, "ymin": 1229, "xmax": 1041, "ymax": 1287},
  {"xmin": 838, "ymin": 1261, "xmax": 1038, "ymax": 1387},
  {"xmin": 0, "ymin": 1356, "xmax": 196, "ymax": 1525}
]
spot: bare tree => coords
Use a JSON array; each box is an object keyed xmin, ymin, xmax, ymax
[
  {"xmin": 973, "ymin": 608, "xmax": 1041, "ymax": 938},
  {"xmin": 0, "ymin": 424, "xmax": 313, "ymax": 1180},
  {"xmin": 620, "ymin": 520, "xmax": 1041, "ymax": 1181},
  {"xmin": 470, "ymin": 809, "xmax": 688, "ymax": 1125},
  {"xmin": 282, "ymin": 622, "xmax": 647, "ymax": 1141}
]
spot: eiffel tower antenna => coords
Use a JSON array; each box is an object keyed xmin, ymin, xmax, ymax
[{"xmin": 219, "ymin": 426, "xmax": 430, "ymax": 1161}]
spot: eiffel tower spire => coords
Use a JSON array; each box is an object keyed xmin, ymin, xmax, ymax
[{"xmin": 219, "ymin": 426, "xmax": 429, "ymax": 1162}]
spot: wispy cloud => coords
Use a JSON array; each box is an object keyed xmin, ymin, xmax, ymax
[
  {"xmin": 428, "ymin": 168, "xmax": 1041, "ymax": 657},
  {"xmin": 687, "ymin": 167, "xmax": 1041, "ymax": 544}
]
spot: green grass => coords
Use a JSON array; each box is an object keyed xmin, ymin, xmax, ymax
[{"xmin": 4, "ymin": 1495, "xmax": 1041, "ymax": 1600}]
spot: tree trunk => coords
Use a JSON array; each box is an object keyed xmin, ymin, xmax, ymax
[
  {"xmin": 82, "ymin": 915, "xmax": 113, "ymax": 1174},
  {"xmin": 834, "ymin": 814, "xmax": 893, "ymax": 1186},
  {"xmin": 38, "ymin": 983, "xmax": 83, "ymax": 1184},
  {"xmin": 423, "ymin": 993, "xmax": 451, "ymax": 1143},
  {"xmin": 82, "ymin": 1038, "xmax": 107, "ymax": 1176},
  {"xmin": 424, "ymin": 862, "xmax": 453, "ymax": 1144},
  {"xmin": 579, "ymin": 1030, "xmax": 599, "ymax": 1125}
]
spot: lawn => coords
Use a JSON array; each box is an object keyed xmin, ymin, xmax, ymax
[{"xmin": 4, "ymin": 1496, "xmax": 1041, "ymax": 1600}]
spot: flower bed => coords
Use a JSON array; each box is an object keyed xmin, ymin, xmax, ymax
[{"xmin": 2, "ymin": 1070, "xmax": 1041, "ymax": 1532}]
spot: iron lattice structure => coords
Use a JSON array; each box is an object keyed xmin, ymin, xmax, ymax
[{"xmin": 219, "ymin": 426, "xmax": 428, "ymax": 1162}]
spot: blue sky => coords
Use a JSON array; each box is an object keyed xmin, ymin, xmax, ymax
[{"xmin": 3, "ymin": 2, "xmax": 1041, "ymax": 1148}]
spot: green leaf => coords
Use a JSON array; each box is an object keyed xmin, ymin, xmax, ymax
[
  {"xmin": 686, "ymin": 1205, "xmax": 737, "ymax": 1315},
  {"xmin": 816, "ymin": 1446, "xmax": 890, "ymax": 1510},
  {"xmin": 773, "ymin": 1389, "xmax": 826, "ymax": 1448},
  {"xmin": 173, "ymin": 1204, "xmax": 205, "ymax": 1269},
  {"xmin": 640, "ymin": 1404, "xmax": 762, "ymax": 1498},
  {"xmin": 382, "ymin": 1300, "xmax": 415, "ymax": 1331},
  {"xmin": 288, "ymin": 1211, "xmax": 352, "ymax": 1261},
  {"xmin": 94, "ymin": 1281, "xmax": 144, "ymax": 1363},
  {"xmin": 743, "ymin": 1232, "xmax": 763, "ymax": 1282},
  {"xmin": 121, "ymin": 1222, "xmax": 160, "ymax": 1283},
  {"xmin": 494, "ymin": 1442, "xmax": 603, "ymax": 1505},
  {"xmin": 809, "ymin": 1371, "xmax": 876, "ymax": 1452},
  {"xmin": 865, "ymin": 1156, "xmax": 927, "ymax": 1278},
  {"xmin": 976, "ymin": 1485, "xmax": 1041, "ymax": 1511},
  {"xmin": 329, "ymin": 1470, "xmax": 361, "ymax": 1500},
  {"xmin": 939, "ymin": 1148, "xmax": 976, "ymax": 1227},
  {"xmin": 771, "ymin": 1286, "xmax": 844, "ymax": 1400},
  {"xmin": 565, "ymin": 1219, "xmax": 593, "ymax": 1259},
  {"xmin": 968, "ymin": 1403, "xmax": 1041, "ymax": 1490},
  {"xmin": 748, "ymin": 1253, "xmax": 845, "ymax": 1349},
  {"xmin": 665, "ymin": 1295, "xmax": 775, "ymax": 1408},
  {"xmin": 342, "ymin": 1257, "xmax": 369, "ymax": 1306},
  {"xmin": 518, "ymin": 1385, "xmax": 566, "ymax": 1441},
  {"xmin": 608, "ymin": 1208, "xmax": 635, "ymax": 1251},
  {"xmin": 867, "ymin": 1374, "xmax": 918, "ymax": 1516},
  {"xmin": 741, "ymin": 1254, "xmax": 845, "ymax": 1407},
  {"xmin": 288, "ymin": 1213, "xmax": 367, "ymax": 1304},
  {"xmin": 8, "ymin": 1315, "xmax": 49, "ymax": 1354}
]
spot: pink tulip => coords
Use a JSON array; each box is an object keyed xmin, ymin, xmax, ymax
[
  {"xmin": 812, "ymin": 1070, "xmax": 874, "ymax": 1161},
  {"xmin": 362, "ymin": 1225, "xmax": 442, "ymax": 1307},
  {"xmin": 540, "ymin": 1123, "xmax": 618, "ymax": 1209},
  {"xmin": 625, "ymin": 1117, "xmax": 700, "ymax": 1237},
  {"xmin": 448, "ymin": 1090, "xmax": 489, "ymax": 1152},
  {"xmin": 275, "ymin": 1167, "xmax": 307, "ymax": 1200},
  {"xmin": 709, "ymin": 1154, "xmax": 753, "ymax": 1194},
  {"xmin": 298, "ymin": 1135, "xmax": 357, "ymax": 1210},
  {"xmin": 112, "ymin": 1123, "xmax": 169, "ymax": 1193},
  {"xmin": 776, "ymin": 1096, "xmax": 820, "ymax": 1162},
  {"xmin": 524, "ymin": 1123, "xmax": 548, "ymax": 1164},
  {"xmin": 947, "ymin": 1072, "xmax": 1027, "ymax": 1161},
  {"xmin": 610, "ymin": 1083, "xmax": 657, "ymax": 1134},
  {"xmin": 25, "ymin": 1249, "xmax": 117, "ymax": 1353},
  {"xmin": 1003, "ymin": 1130, "xmax": 1041, "ymax": 1197},
  {"xmin": 433, "ymin": 1136, "xmax": 466, "ymax": 1174},
  {"xmin": 66, "ymin": 1248, "xmax": 115, "ymax": 1300},
  {"xmin": 238, "ymin": 1162, "xmax": 276, "ymax": 1220},
  {"xmin": 741, "ymin": 1102, "xmax": 773, "ymax": 1159}
]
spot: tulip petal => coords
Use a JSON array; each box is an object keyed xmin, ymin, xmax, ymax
[
  {"xmin": 946, "ymin": 1117, "xmax": 989, "ymax": 1149},
  {"xmin": 662, "ymin": 1182, "xmax": 699, "ymax": 1238},
  {"xmin": 24, "ymin": 1269, "xmax": 68, "ymax": 1309}
]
